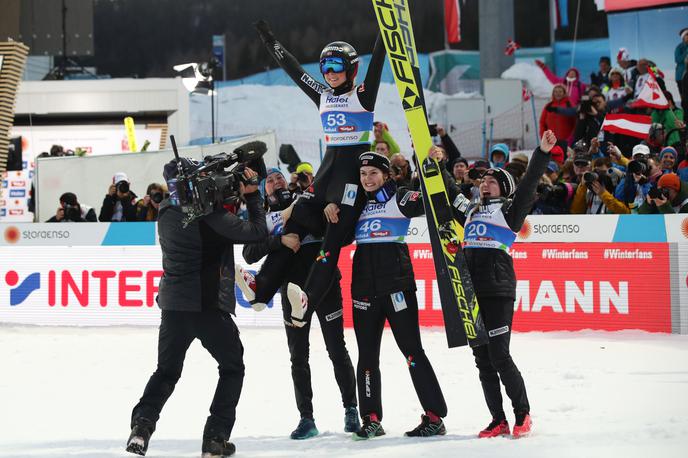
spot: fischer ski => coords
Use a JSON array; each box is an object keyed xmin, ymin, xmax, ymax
[{"xmin": 372, "ymin": 0, "xmax": 487, "ymax": 348}]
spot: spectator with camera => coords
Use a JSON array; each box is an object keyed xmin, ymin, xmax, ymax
[
  {"xmin": 571, "ymin": 157, "xmax": 629, "ymax": 214},
  {"xmin": 466, "ymin": 160, "xmax": 490, "ymax": 202},
  {"xmin": 371, "ymin": 121, "xmax": 400, "ymax": 157},
  {"xmin": 389, "ymin": 153, "xmax": 413, "ymax": 189},
  {"xmin": 572, "ymin": 151, "xmax": 592, "ymax": 185},
  {"xmin": 614, "ymin": 146, "xmax": 657, "ymax": 212},
  {"xmin": 638, "ymin": 173, "xmax": 688, "ymax": 213},
  {"xmin": 100, "ymin": 172, "xmax": 138, "ymax": 222},
  {"xmin": 289, "ymin": 162, "xmax": 315, "ymax": 195},
  {"xmin": 136, "ymin": 183, "xmax": 167, "ymax": 222},
  {"xmin": 46, "ymin": 192, "xmax": 97, "ymax": 222}
]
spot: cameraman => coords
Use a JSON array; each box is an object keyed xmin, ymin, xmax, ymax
[
  {"xmin": 126, "ymin": 160, "xmax": 268, "ymax": 457},
  {"xmin": 100, "ymin": 172, "xmax": 138, "ymax": 222},
  {"xmin": 571, "ymin": 157, "xmax": 629, "ymax": 214},
  {"xmin": 639, "ymin": 173, "xmax": 688, "ymax": 213},
  {"xmin": 136, "ymin": 183, "xmax": 167, "ymax": 222},
  {"xmin": 46, "ymin": 192, "xmax": 97, "ymax": 222}
]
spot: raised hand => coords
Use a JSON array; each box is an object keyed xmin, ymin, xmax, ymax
[{"xmin": 540, "ymin": 130, "xmax": 557, "ymax": 153}]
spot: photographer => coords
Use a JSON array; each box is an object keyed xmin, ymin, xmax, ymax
[
  {"xmin": 240, "ymin": 167, "xmax": 359, "ymax": 440},
  {"xmin": 46, "ymin": 192, "xmax": 97, "ymax": 222},
  {"xmin": 571, "ymin": 157, "xmax": 629, "ymax": 214},
  {"xmin": 639, "ymin": 173, "xmax": 688, "ymax": 213},
  {"xmin": 99, "ymin": 172, "xmax": 138, "ymax": 222},
  {"xmin": 136, "ymin": 183, "xmax": 167, "ymax": 222},
  {"xmin": 126, "ymin": 159, "xmax": 268, "ymax": 457},
  {"xmin": 389, "ymin": 153, "xmax": 413, "ymax": 188},
  {"xmin": 614, "ymin": 148, "xmax": 656, "ymax": 212},
  {"xmin": 289, "ymin": 162, "xmax": 315, "ymax": 195}
]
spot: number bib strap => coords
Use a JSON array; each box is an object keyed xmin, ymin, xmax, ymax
[
  {"xmin": 464, "ymin": 220, "xmax": 516, "ymax": 250},
  {"xmin": 355, "ymin": 199, "xmax": 410, "ymax": 244},
  {"xmin": 319, "ymin": 90, "xmax": 374, "ymax": 147}
]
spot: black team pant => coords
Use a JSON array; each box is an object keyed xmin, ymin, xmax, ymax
[
  {"xmin": 131, "ymin": 309, "xmax": 245, "ymax": 440},
  {"xmin": 280, "ymin": 243, "xmax": 357, "ymax": 420},
  {"xmin": 472, "ymin": 296, "xmax": 530, "ymax": 421},
  {"xmin": 352, "ymin": 291, "xmax": 447, "ymax": 420}
]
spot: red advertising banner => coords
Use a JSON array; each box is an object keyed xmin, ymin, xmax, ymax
[
  {"xmin": 339, "ymin": 243, "xmax": 672, "ymax": 333},
  {"xmin": 603, "ymin": 0, "xmax": 685, "ymax": 12}
]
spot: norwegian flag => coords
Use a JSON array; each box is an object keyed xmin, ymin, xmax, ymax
[
  {"xmin": 504, "ymin": 39, "xmax": 520, "ymax": 56},
  {"xmin": 522, "ymin": 85, "xmax": 532, "ymax": 102},
  {"xmin": 632, "ymin": 71, "xmax": 669, "ymax": 110},
  {"xmin": 601, "ymin": 113, "xmax": 652, "ymax": 139}
]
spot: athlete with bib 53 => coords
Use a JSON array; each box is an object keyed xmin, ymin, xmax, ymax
[
  {"xmin": 236, "ymin": 20, "xmax": 386, "ymax": 327},
  {"xmin": 452, "ymin": 130, "xmax": 556, "ymax": 439}
]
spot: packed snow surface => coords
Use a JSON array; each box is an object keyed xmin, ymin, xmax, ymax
[{"xmin": 0, "ymin": 326, "xmax": 686, "ymax": 457}]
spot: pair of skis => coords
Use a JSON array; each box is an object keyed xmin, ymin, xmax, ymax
[{"xmin": 372, "ymin": 0, "xmax": 487, "ymax": 348}]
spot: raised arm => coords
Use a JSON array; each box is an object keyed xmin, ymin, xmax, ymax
[
  {"xmin": 506, "ymin": 131, "xmax": 554, "ymax": 231},
  {"xmin": 255, "ymin": 20, "xmax": 326, "ymax": 106},
  {"xmin": 358, "ymin": 34, "xmax": 386, "ymax": 112}
]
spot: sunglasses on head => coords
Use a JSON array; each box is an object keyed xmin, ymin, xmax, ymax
[{"xmin": 320, "ymin": 56, "xmax": 346, "ymax": 74}]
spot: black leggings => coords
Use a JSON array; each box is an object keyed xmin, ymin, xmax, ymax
[
  {"xmin": 352, "ymin": 291, "xmax": 447, "ymax": 420},
  {"xmin": 281, "ymin": 276, "xmax": 357, "ymax": 419},
  {"xmin": 254, "ymin": 145, "xmax": 367, "ymax": 309},
  {"xmin": 472, "ymin": 296, "xmax": 530, "ymax": 420}
]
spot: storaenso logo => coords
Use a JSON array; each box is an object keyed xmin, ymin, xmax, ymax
[{"xmin": 373, "ymin": 0, "xmax": 415, "ymax": 85}]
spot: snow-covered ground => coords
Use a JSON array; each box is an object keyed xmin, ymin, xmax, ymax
[{"xmin": 1, "ymin": 326, "xmax": 687, "ymax": 457}]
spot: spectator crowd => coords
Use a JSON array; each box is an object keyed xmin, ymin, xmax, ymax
[{"xmin": 41, "ymin": 29, "xmax": 688, "ymax": 220}]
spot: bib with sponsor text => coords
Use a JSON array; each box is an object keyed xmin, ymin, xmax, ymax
[{"xmin": 319, "ymin": 89, "xmax": 374, "ymax": 147}]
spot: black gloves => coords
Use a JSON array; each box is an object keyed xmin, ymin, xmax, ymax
[
  {"xmin": 254, "ymin": 20, "xmax": 276, "ymax": 44},
  {"xmin": 545, "ymin": 105, "xmax": 558, "ymax": 113}
]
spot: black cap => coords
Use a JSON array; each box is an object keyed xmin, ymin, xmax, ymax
[
  {"xmin": 59, "ymin": 192, "xmax": 77, "ymax": 205},
  {"xmin": 358, "ymin": 152, "xmax": 390, "ymax": 173}
]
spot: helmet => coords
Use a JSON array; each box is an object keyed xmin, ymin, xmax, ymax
[{"xmin": 320, "ymin": 41, "xmax": 359, "ymax": 83}]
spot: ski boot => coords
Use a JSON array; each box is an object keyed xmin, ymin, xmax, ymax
[{"xmin": 235, "ymin": 265, "xmax": 266, "ymax": 311}]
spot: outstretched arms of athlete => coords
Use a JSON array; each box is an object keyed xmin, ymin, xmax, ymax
[
  {"xmin": 255, "ymin": 20, "xmax": 326, "ymax": 106},
  {"xmin": 358, "ymin": 34, "xmax": 386, "ymax": 112}
]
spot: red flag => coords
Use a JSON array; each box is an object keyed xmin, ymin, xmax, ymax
[
  {"xmin": 632, "ymin": 72, "xmax": 669, "ymax": 110},
  {"xmin": 601, "ymin": 114, "xmax": 652, "ymax": 139},
  {"xmin": 504, "ymin": 39, "xmax": 520, "ymax": 56},
  {"xmin": 444, "ymin": 0, "xmax": 461, "ymax": 44}
]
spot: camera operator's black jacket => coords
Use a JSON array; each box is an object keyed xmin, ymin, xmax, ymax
[
  {"xmin": 156, "ymin": 192, "xmax": 268, "ymax": 314},
  {"xmin": 99, "ymin": 192, "xmax": 138, "ymax": 222},
  {"xmin": 456, "ymin": 148, "xmax": 550, "ymax": 299}
]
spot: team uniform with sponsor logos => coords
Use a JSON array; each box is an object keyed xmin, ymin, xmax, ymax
[
  {"xmin": 242, "ymin": 208, "xmax": 357, "ymax": 431},
  {"xmin": 351, "ymin": 181, "xmax": 447, "ymax": 429},
  {"xmin": 457, "ymin": 147, "xmax": 550, "ymax": 432},
  {"xmin": 252, "ymin": 32, "xmax": 386, "ymax": 311}
]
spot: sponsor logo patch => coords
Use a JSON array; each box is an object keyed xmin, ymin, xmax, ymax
[
  {"xmin": 325, "ymin": 309, "xmax": 343, "ymax": 322},
  {"xmin": 391, "ymin": 291, "xmax": 408, "ymax": 312},
  {"xmin": 341, "ymin": 183, "xmax": 358, "ymax": 206},
  {"xmin": 488, "ymin": 325, "xmax": 510, "ymax": 337}
]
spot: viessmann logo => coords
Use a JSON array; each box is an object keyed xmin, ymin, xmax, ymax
[{"xmin": 3, "ymin": 269, "xmax": 163, "ymax": 307}]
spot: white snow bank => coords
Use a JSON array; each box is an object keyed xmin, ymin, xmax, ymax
[
  {"xmin": 502, "ymin": 63, "xmax": 554, "ymax": 98},
  {"xmin": 0, "ymin": 326, "xmax": 686, "ymax": 457}
]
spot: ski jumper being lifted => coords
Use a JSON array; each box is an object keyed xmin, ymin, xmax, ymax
[{"xmin": 237, "ymin": 20, "xmax": 386, "ymax": 325}]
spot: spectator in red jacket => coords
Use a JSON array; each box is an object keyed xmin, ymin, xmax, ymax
[{"xmin": 540, "ymin": 84, "xmax": 577, "ymax": 144}]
